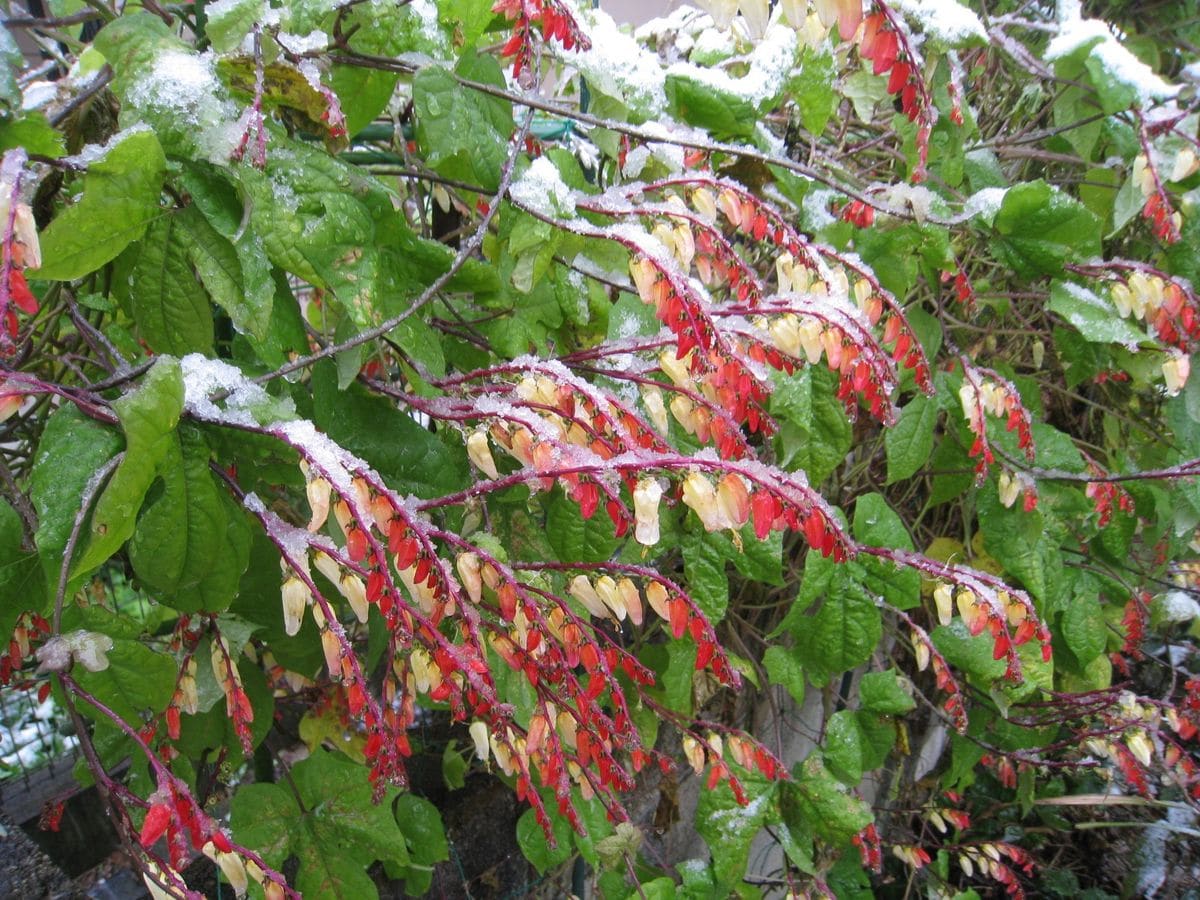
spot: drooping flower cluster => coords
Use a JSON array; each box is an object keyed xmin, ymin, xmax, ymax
[
  {"xmin": 956, "ymin": 362, "xmax": 1035, "ymax": 483},
  {"xmin": 493, "ymin": 0, "xmax": 591, "ymax": 80}
]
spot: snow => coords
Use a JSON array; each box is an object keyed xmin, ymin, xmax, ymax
[
  {"xmin": 125, "ymin": 49, "xmax": 243, "ymax": 163},
  {"xmin": 180, "ymin": 353, "xmax": 294, "ymax": 426},
  {"xmin": 63, "ymin": 124, "xmax": 152, "ymax": 168},
  {"xmin": 894, "ymin": 0, "xmax": 987, "ymax": 47},
  {"xmin": 691, "ymin": 27, "xmax": 736, "ymax": 62},
  {"xmin": 560, "ymin": 8, "xmax": 667, "ymax": 116},
  {"xmin": 665, "ymin": 23, "xmax": 798, "ymax": 107},
  {"xmin": 277, "ymin": 30, "xmax": 329, "ymax": 54},
  {"xmin": 509, "ymin": 156, "xmax": 575, "ymax": 217},
  {"xmin": 1156, "ymin": 589, "xmax": 1200, "ymax": 624},
  {"xmin": 1046, "ymin": 15, "xmax": 1178, "ymax": 106},
  {"xmin": 963, "ymin": 186, "xmax": 1008, "ymax": 223},
  {"xmin": 20, "ymin": 81, "xmax": 59, "ymax": 111},
  {"xmin": 800, "ymin": 186, "xmax": 838, "ymax": 229}
]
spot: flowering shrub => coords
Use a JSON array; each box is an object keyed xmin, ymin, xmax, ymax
[{"xmin": 1, "ymin": 0, "xmax": 1199, "ymax": 896}]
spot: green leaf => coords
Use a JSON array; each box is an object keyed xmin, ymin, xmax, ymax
[
  {"xmin": 763, "ymin": 645, "xmax": 805, "ymax": 705},
  {"xmin": 442, "ymin": 742, "xmax": 467, "ymax": 790},
  {"xmin": 886, "ymin": 395, "xmax": 937, "ymax": 483},
  {"xmin": 176, "ymin": 205, "xmax": 273, "ymax": 342},
  {"xmin": 544, "ymin": 489, "xmax": 618, "ymax": 564},
  {"xmin": 992, "ymin": 180, "xmax": 1101, "ymax": 277},
  {"xmin": 74, "ymin": 638, "xmax": 177, "ymax": 723},
  {"xmin": 311, "ymin": 362, "xmax": 468, "ymax": 500},
  {"xmin": 977, "ymin": 490, "xmax": 1062, "ymax": 603},
  {"xmin": 696, "ymin": 773, "xmax": 776, "ymax": 891},
  {"xmin": 75, "ymin": 357, "xmax": 185, "ymax": 574},
  {"xmin": 0, "ymin": 501, "xmax": 46, "ymax": 640},
  {"xmin": 1048, "ymin": 280, "xmax": 1151, "ymax": 347},
  {"xmin": 665, "ymin": 75, "xmax": 758, "ymax": 139},
  {"xmin": 1062, "ymin": 587, "xmax": 1106, "ymax": 667},
  {"xmin": 233, "ymin": 751, "xmax": 413, "ymax": 900},
  {"xmin": 129, "ymin": 427, "xmax": 251, "ymax": 613},
  {"xmin": 771, "ymin": 367, "xmax": 853, "ymax": 484},
  {"xmin": 783, "ymin": 756, "xmax": 872, "ymax": 845},
  {"xmin": 35, "ymin": 129, "xmax": 166, "ymax": 281},
  {"xmin": 859, "ymin": 669, "xmax": 916, "ymax": 715},
  {"xmin": 394, "ymin": 793, "xmax": 449, "ymax": 865},
  {"xmin": 793, "ymin": 47, "xmax": 837, "ymax": 136},
  {"xmin": 793, "ymin": 579, "xmax": 881, "ymax": 685},
  {"xmin": 852, "ymin": 493, "xmax": 920, "ymax": 610},
  {"xmin": 204, "ymin": 0, "xmax": 262, "ymax": 52},
  {"xmin": 932, "ymin": 619, "xmax": 1006, "ymax": 682},
  {"xmin": 824, "ymin": 709, "xmax": 866, "ymax": 784},
  {"xmin": 680, "ymin": 529, "xmax": 729, "ymax": 623},
  {"xmin": 30, "ymin": 406, "xmax": 123, "ymax": 590},
  {"xmin": 123, "ymin": 212, "xmax": 215, "ymax": 354},
  {"xmin": 517, "ymin": 807, "xmax": 573, "ymax": 874},
  {"xmin": 414, "ymin": 59, "xmax": 512, "ymax": 191}
]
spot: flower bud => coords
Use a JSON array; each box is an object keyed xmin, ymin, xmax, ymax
[
  {"xmin": 306, "ymin": 476, "xmax": 332, "ymax": 532},
  {"xmin": 634, "ymin": 478, "xmax": 664, "ymax": 546},
  {"xmin": 569, "ymin": 575, "xmax": 608, "ymax": 618},
  {"xmin": 933, "ymin": 582, "xmax": 954, "ymax": 627},
  {"xmin": 469, "ymin": 720, "xmax": 490, "ymax": 761},
  {"xmin": 467, "ymin": 430, "xmax": 500, "ymax": 479},
  {"xmin": 281, "ymin": 576, "xmax": 310, "ymax": 636}
]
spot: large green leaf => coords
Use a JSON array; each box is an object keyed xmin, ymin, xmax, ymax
[
  {"xmin": 680, "ymin": 529, "xmax": 729, "ymax": 623},
  {"xmin": 771, "ymin": 367, "xmax": 853, "ymax": 483},
  {"xmin": 792, "ymin": 576, "xmax": 881, "ymax": 685},
  {"xmin": 859, "ymin": 669, "xmax": 916, "ymax": 715},
  {"xmin": 0, "ymin": 501, "xmax": 44, "ymax": 638},
  {"xmin": 176, "ymin": 205, "xmax": 273, "ymax": 342},
  {"xmin": 128, "ymin": 427, "xmax": 251, "ymax": 613},
  {"xmin": 35, "ymin": 129, "xmax": 166, "ymax": 280},
  {"xmin": 782, "ymin": 756, "xmax": 872, "ymax": 845},
  {"xmin": 886, "ymin": 395, "xmax": 937, "ymax": 483},
  {"xmin": 1048, "ymin": 280, "xmax": 1151, "ymax": 348},
  {"xmin": 74, "ymin": 358, "xmax": 185, "ymax": 574},
  {"xmin": 231, "ymin": 750, "xmax": 419, "ymax": 900},
  {"xmin": 123, "ymin": 212, "xmax": 215, "ymax": 354},
  {"xmin": 310, "ymin": 362, "xmax": 468, "ymax": 500},
  {"xmin": 824, "ymin": 709, "xmax": 866, "ymax": 784},
  {"xmin": 992, "ymin": 180, "xmax": 1101, "ymax": 277},
  {"xmin": 413, "ymin": 56, "xmax": 512, "ymax": 191},
  {"xmin": 852, "ymin": 493, "xmax": 920, "ymax": 610},
  {"xmin": 696, "ymin": 773, "xmax": 777, "ymax": 891},
  {"xmin": 73, "ymin": 637, "xmax": 177, "ymax": 723},
  {"xmin": 665, "ymin": 75, "xmax": 758, "ymax": 140},
  {"xmin": 544, "ymin": 489, "xmax": 618, "ymax": 564},
  {"xmin": 792, "ymin": 47, "xmax": 837, "ymax": 136},
  {"xmin": 30, "ymin": 406, "xmax": 123, "ymax": 589},
  {"xmin": 977, "ymin": 490, "xmax": 1062, "ymax": 603}
]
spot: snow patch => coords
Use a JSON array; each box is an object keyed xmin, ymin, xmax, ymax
[
  {"xmin": 665, "ymin": 23, "xmax": 798, "ymax": 107},
  {"xmin": 1046, "ymin": 16, "xmax": 1177, "ymax": 106},
  {"xmin": 561, "ymin": 8, "xmax": 668, "ymax": 116},
  {"xmin": 963, "ymin": 186, "xmax": 1008, "ymax": 222},
  {"xmin": 895, "ymin": 0, "xmax": 987, "ymax": 47},
  {"xmin": 509, "ymin": 156, "xmax": 575, "ymax": 217},
  {"xmin": 125, "ymin": 49, "xmax": 243, "ymax": 163}
]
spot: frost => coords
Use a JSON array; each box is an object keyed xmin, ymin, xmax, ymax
[
  {"xmin": 21, "ymin": 81, "xmax": 59, "ymax": 112},
  {"xmin": 181, "ymin": 353, "xmax": 295, "ymax": 426},
  {"xmin": 894, "ymin": 0, "xmax": 987, "ymax": 48},
  {"xmin": 560, "ymin": 8, "xmax": 667, "ymax": 116},
  {"xmin": 125, "ymin": 49, "xmax": 243, "ymax": 163},
  {"xmin": 277, "ymin": 30, "xmax": 329, "ymax": 54},
  {"xmin": 1155, "ymin": 590, "xmax": 1199, "ymax": 624},
  {"xmin": 509, "ymin": 156, "xmax": 575, "ymax": 217},
  {"xmin": 63, "ymin": 124, "xmax": 153, "ymax": 168},
  {"xmin": 963, "ymin": 186, "xmax": 1008, "ymax": 223},
  {"xmin": 1046, "ymin": 15, "xmax": 1178, "ymax": 106},
  {"xmin": 800, "ymin": 186, "xmax": 838, "ymax": 230},
  {"xmin": 665, "ymin": 23, "xmax": 798, "ymax": 107},
  {"xmin": 691, "ymin": 27, "xmax": 736, "ymax": 62}
]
